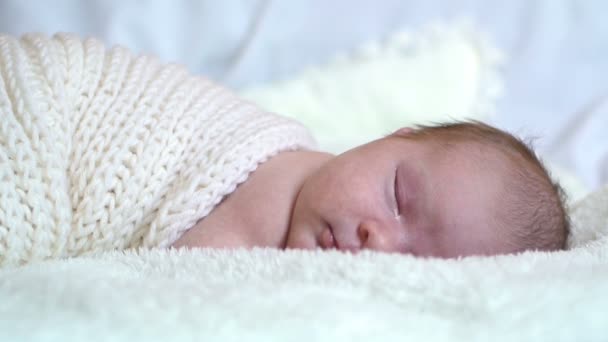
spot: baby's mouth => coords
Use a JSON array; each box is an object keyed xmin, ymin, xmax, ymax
[{"xmin": 319, "ymin": 224, "xmax": 337, "ymax": 250}]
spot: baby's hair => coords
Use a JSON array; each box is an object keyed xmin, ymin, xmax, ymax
[{"xmin": 400, "ymin": 120, "xmax": 570, "ymax": 252}]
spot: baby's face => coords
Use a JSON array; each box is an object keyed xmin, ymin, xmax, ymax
[{"xmin": 286, "ymin": 133, "xmax": 516, "ymax": 258}]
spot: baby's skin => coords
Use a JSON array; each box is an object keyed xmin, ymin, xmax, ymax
[{"xmin": 172, "ymin": 128, "xmax": 515, "ymax": 258}]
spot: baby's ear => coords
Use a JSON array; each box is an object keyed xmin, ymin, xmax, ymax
[{"xmin": 392, "ymin": 127, "xmax": 414, "ymax": 137}]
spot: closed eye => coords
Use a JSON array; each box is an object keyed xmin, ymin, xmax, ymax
[{"xmin": 393, "ymin": 167, "xmax": 401, "ymax": 217}]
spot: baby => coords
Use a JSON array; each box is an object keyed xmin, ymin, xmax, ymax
[
  {"xmin": 0, "ymin": 33, "xmax": 568, "ymax": 265},
  {"xmin": 173, "ymin": 122, "xmax": 570, "ymax": 258}
]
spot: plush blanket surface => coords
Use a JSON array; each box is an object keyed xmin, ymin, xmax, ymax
[
  {"xmin": 0, "ymin": 185, "xmax": 607, "ymax": 342},
  {"xmin": 0, "ymin": 33, "xmax": 314, "ymax": 266}
]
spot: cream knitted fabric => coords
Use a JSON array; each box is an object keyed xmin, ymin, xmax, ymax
[{"xmin": 0, "ymin": 33, "xmax": 316, "ymax": 266}]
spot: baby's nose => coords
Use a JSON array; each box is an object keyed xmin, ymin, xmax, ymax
[{"xmin": 357, "ymin": 219, "xmax": 402, "ymax": 253}]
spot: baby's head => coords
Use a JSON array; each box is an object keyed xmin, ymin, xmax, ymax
[{"xmin": 286, "ymin": 121, "xmax": 569, "ymax": 258}]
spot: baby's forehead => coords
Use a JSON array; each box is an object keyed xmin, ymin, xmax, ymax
[
  {"xmin": 414, "ymin": 137, "xmax": 508, "ymax": 167},
  {"xmin": 410, "ymin": 128, "xmax": 533, "ymax": 169}
]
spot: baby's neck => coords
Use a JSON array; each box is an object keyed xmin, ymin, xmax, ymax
[{"xmin": 172, "ymin": 151, "xmax": 333, "ymax": 249}]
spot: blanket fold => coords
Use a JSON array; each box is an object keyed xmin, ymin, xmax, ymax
[{"xmin": 0, "ymin": 33, "xmax": 316, "ymax": 266}]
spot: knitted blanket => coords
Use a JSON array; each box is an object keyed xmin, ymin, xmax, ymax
[{"xmin": 0, "ymin": 33, "xmax": 315, "ymax": 266}]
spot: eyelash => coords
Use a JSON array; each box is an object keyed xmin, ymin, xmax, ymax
[{"xmin": 393, "ymin": 168, "xmax": 401, "ymax": 215}]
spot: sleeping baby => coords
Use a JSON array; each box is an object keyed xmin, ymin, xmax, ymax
[
  {"xmin": 0, "ymin": 33, "xmax": 569, "ymax": 265},
  {"xmin": 173, "ymin": 122, "xmax": 570, "ymax": 257}
]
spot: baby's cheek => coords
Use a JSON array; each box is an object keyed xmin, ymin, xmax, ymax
[{"xmin": 408, "ymin": 226, "xmax": 448, "ymax": 258}]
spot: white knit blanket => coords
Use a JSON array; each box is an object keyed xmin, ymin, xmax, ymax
[
  {"xmin": 0, "ymin": 185, "xmax": 607, "ymax": 341},
  {"xmin": 0, "ymin": 33, "xmax": 314, "ymax": 266}
]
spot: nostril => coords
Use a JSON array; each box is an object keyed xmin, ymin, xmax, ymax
[
  {"xmin": 357, "ymin": 220, "xmax": 397, "ymax": 252},
  {"xmin": 357, "ymin": 224, "xmax": 370, "ymax": 245}
]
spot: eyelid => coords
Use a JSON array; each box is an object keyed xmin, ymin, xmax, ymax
[{"xmin": 393, "ymin": 167, "xmax": 401, "ymax": 216}]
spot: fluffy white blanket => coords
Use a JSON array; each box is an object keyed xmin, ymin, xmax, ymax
[{"xmin": 0, "ymin": 185, "xmax": 607, "ymax": 341}]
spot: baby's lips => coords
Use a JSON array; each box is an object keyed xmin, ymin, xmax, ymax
[{"xmin": 319, "ymin": 227, "xmax": 336, "ymax": 249}]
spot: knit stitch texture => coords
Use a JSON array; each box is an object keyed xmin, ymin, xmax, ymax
[{"xmin": 0, "ymin": 33, "xmax": 316, "ymax": 266}]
